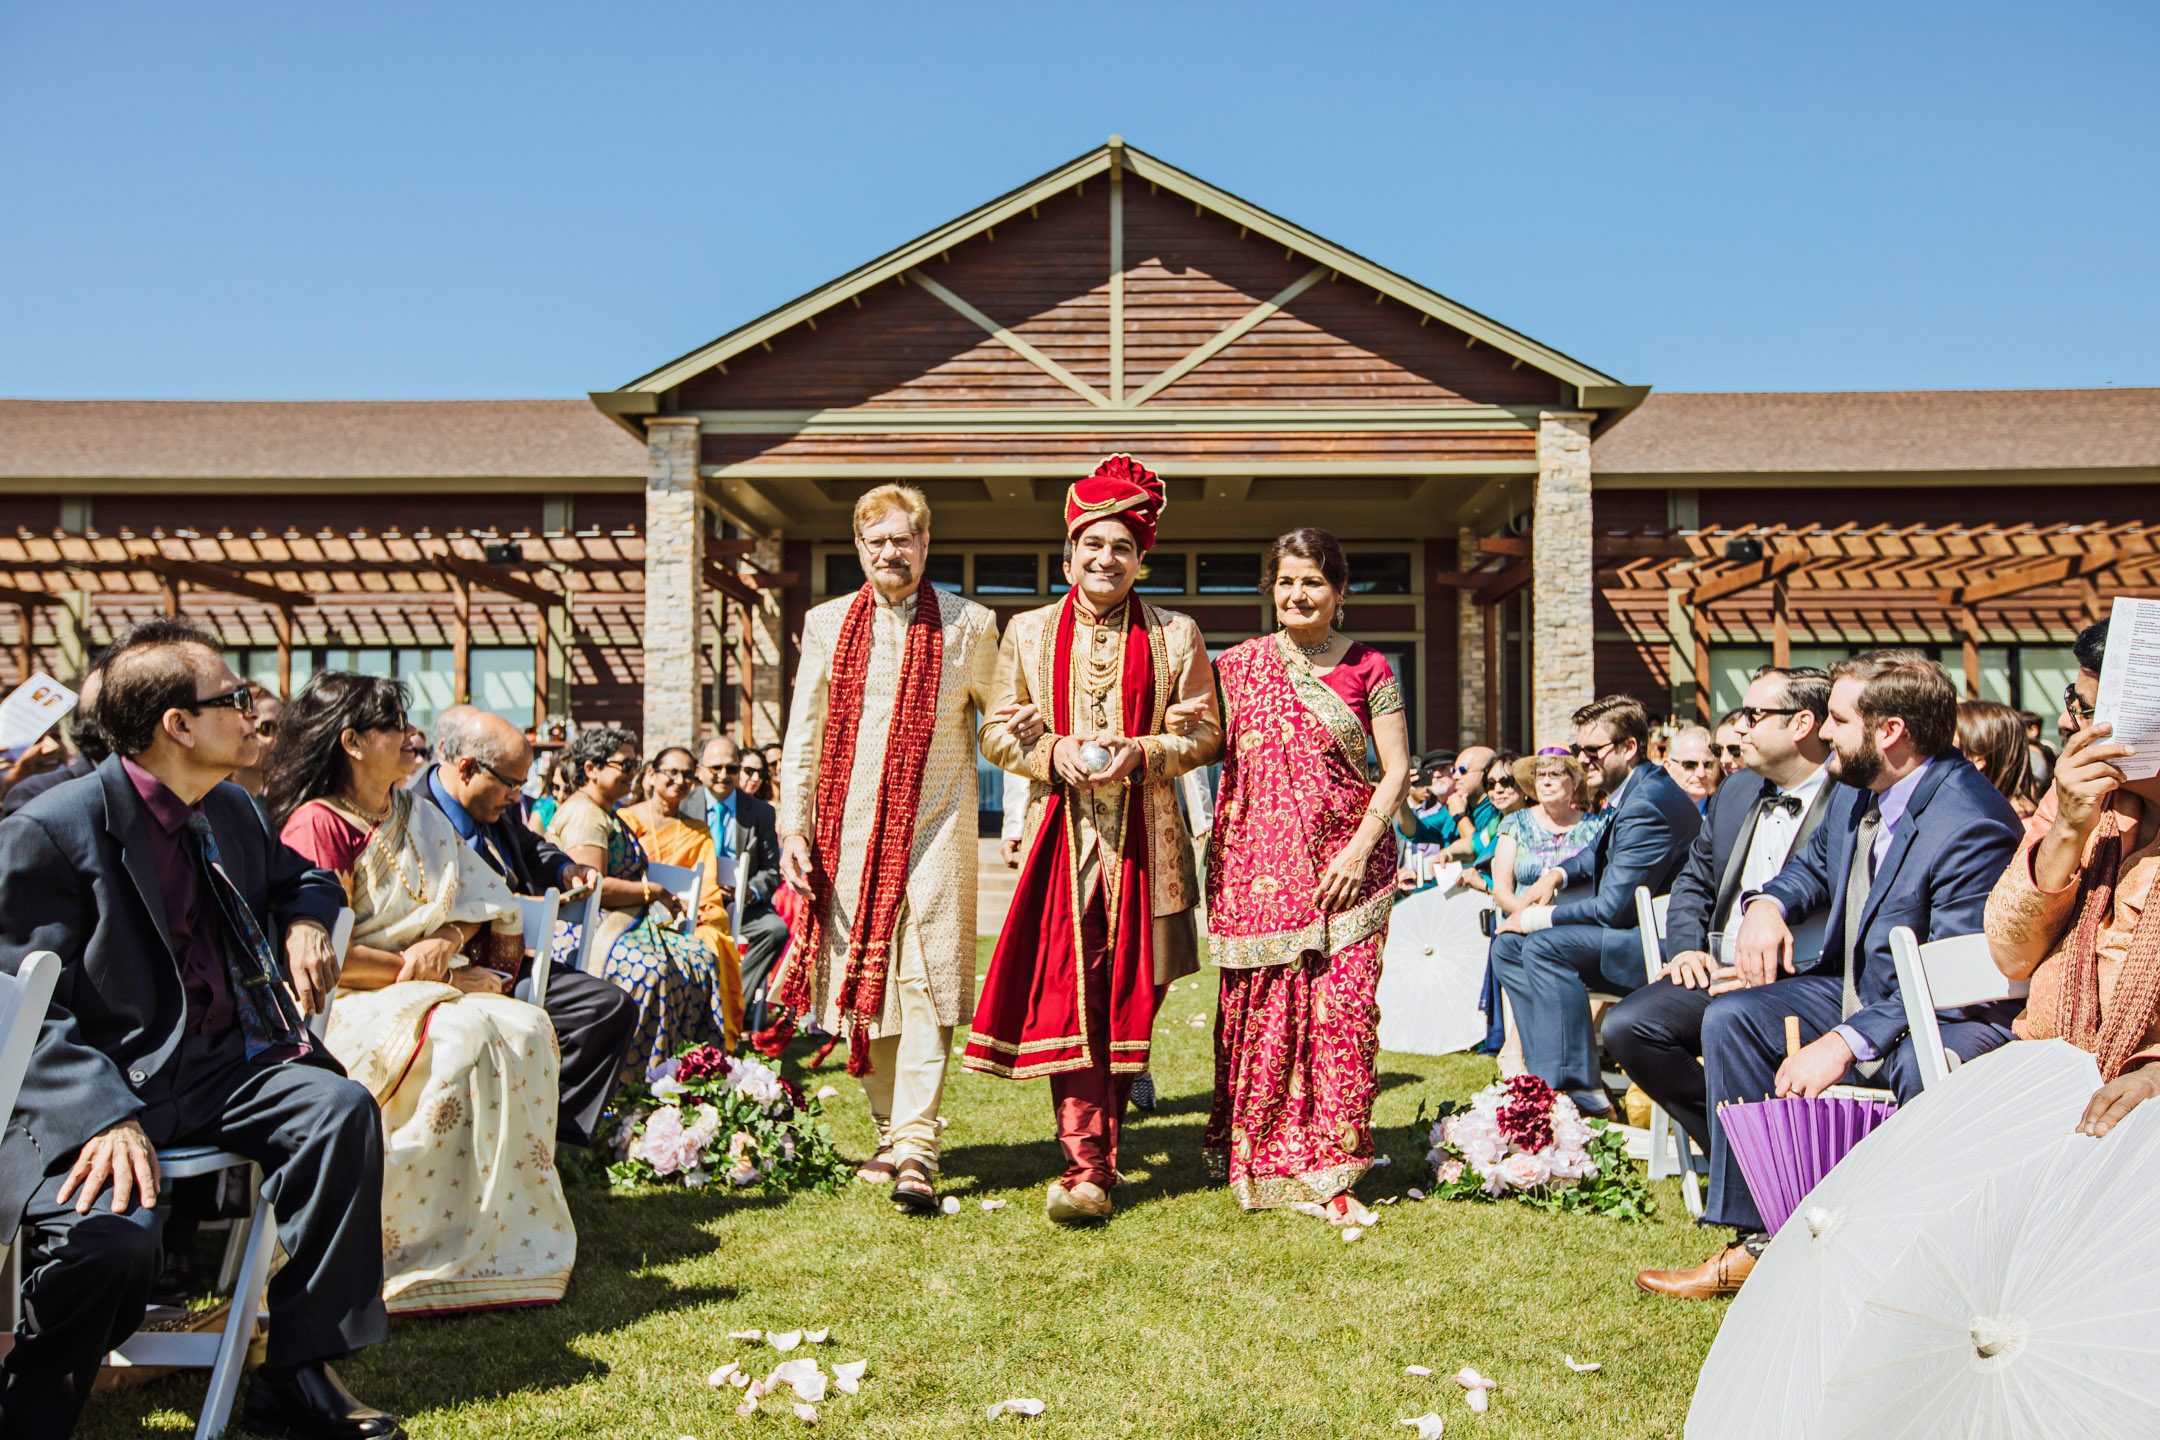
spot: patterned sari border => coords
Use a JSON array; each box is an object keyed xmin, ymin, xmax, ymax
[
  {"xmin": 1210, "ymin": 891, "xmax": 1394, "ymax": 970},
  {"xmin": 1270, "ymin": 631, "xmax": 1375, "ymax": 781}
]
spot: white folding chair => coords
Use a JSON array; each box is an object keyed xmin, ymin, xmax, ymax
[
  {"xmin": 1890, "ymin": 926, "xmax": 2031, "ymax": 1093},
  {"xmin": 103, "ymin": 907, "xmax": 355, "ymax": 1440},
  {"xmin": 1626, "ymin": 886, "xmax": 1703, "ymax": 1218},
  {"xmin": 712, "ymin": 853, "xmax": 745, "ymax": 940},
  {"xmin": 516, "ymin": 888, "xmax": 562, "ymax": 1008},
  {"xmin": 571, "ymin": 884, "xmax": 605, "ymax": 976},
  {"xmin": 645, "ymin": 860, "xmax": 703, "ymax": 938},
  {"xmin": 0, "ymin": 954, "xmax": 61, "ymax": 1352}
]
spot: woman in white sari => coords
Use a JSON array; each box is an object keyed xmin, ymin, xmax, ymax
[{"xmin": 271, "ymin": 673, "xmax": 576, "ymax": 1316}]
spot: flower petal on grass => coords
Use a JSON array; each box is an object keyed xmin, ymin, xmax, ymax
[
  {"xmin": 940, "ymin": 1195, "xmax": 961, "ymax": 1215},
  {"xmin": 768, "ymin": 1360, "xmax": 819, "ymax": 1390},
  {"xmin": 1405, "ymin": 1188, "xmax": 1426, "ymax": 1201},
  {"xmin": 1562, "ymin": 1355, "xmax": 1602, "ymax": 1372},
  {"xmin": 1341, "ymin": 1226, "xmax": 1364, "ymax": 1242},
  {"xmin": 729, "ymin": 1330, "xmax": 763, "ymax": 1341},
  {"xmin": 707, "ymin": 1363, "xmax": 740, "ymax": 1387},
  {"xmin": 1288, "ymin": 1201, "xmax": 1329, "ymax": 1219},
  {"xmin": 769, "ymin": 1330, "xmax": 804, "ymax": 1352},
  {"xmin": 1398, "ymin": 1413, "xmax": 1445, "ymax": 1438},
  {"xmin": 987, "ymin": 1398, "xmax": 1046, "ymax": 1420},
  {"xmin": 832, "ymin": 1360, "xmax": 868, "ymax": 1394},
  {"xmin": 1378, "ymin": 1196, "xmax": 1400, "ymax": 1205},
  {"xmin": 806, "ymin": 1328, "xmax": 830, "ymax": 1344},
  {"xmin": 793, "ymin": 1373, "xmax": 829, "ymax": 1403},
  {"xmin": 729, "ymin": 1373, "xmax": 751, "ymax": 1389},
  {"xmin": 1374, "ymin": 1155, "xmax": 1393, "ymax": 1167},
  {"xmin": 981, "ymin": 1198, "xmax": 1009, "ymax": 1211},
  {"xmin": 1405, "ymin": 1365, "xmax": 1434, "ymax": 1377},
  {"xmin": 792, "ymin": 1403, "xmax": 818, "ymax": 1423},
  {"xmin": 1454, "ymin": 1368, "xmax": 1497, "ymax": 1413},
  {"xmin": 816, "ymin": 1085, "xmax": 839, "ymax": 1100}
]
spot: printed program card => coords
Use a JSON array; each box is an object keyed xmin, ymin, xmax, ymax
[
  {"xmin": 2094, "ymin": 596, "xmax": 2160, "ymax": 781},
  {"xmin": 0, "ymin": 673, "xmax": 77, "ymax": 759}
]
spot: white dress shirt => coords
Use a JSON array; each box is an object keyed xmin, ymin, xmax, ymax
[{"xmin": 1728, "ymin": 764, "xmax": 1830, "ymax": 964}]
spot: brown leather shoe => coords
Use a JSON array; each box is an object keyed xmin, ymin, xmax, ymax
[
  {"xmin": 1635, "ymin": 1241, "xmax": 1756, "ymax": 1299},
  {"xmin": 1045, "ymin": 1180, "xmax": 1113, "ymax": 1224}
]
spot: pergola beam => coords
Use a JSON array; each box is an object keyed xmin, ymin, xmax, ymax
[
  {"xmin": 428, "ymin": 551, "xmax": 563, "ymax": 610},
  {"xmin": 1938, "ymin": 548, "xmax": 2122, "ymax": 606},
  {"xmin": 1689, "ymin": 549, "xmax": 1807, "ymax": 606},
  {"xmin": 137, "ymin": 556, "xmax": 315, "ymax": 610}
]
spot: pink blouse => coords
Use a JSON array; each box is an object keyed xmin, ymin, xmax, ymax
[{"xmin": 1314, "ymin": 642, "xmax": 1404, "ymax": 732}]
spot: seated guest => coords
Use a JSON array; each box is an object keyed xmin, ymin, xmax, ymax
[
  {"xmin": 737, "ymin": 746, "xmax": 771, "ymax": 802},
  {"xmin": 1666, "ymin": 724, "xmax": 1720, "ymax": 814},
  {"xmin": 689, "ymin": 736, "xmax": 788, "ymax": 1034},
  {"xmin": 1491, "ymin": 753, "xmax": 1609, "ymax": 919},
  {"xmin": 1713, "ymin": 710, "xmax": 1748, "ymax": 782},
  {"xmin": 619, "ymin": 744, "xmax": 748, "ymax": 1047},
  {"xmin": 1642, "ymin": 650, "xmax": 2024, "ymax": 1300},
  {"xmin": 419, "ymin": 706, "xmax": 638, "ymax": 1148},
  {"xmin": 1957, "ymin": 698, "xmax": 2040, "ymax": 817},
  {"xmin": 1393, "ymin": 750, "xmax": 1456, "ymax": 891},
  {"xmin": 1606, "ymin": 666, "xmax": 1835, "ymax": 1194},
  {"xmin": 1985, "ymin": 620, "xmax": 2160, "ymax": 1138},
  {"xmin": 1490, "ymin": 697, "xmax": 1700, "ymax": 1116},
  {"xmin": 546, "ymin": 727, "xmax": 732, "ymax": 1088},
  {"xmin": 0, "ymin": 666, "xmax": 104, "ymax": 817},
  {"xmin": 0, "ymin": 619, "xmax": 398, "ymax": 1440},
  {"xmin": 271, "ymin": 674, "xmax": 575, "ymax": 1317},
  {"xmin": 528, "ymin": 751, "xmax": 572, "ymax": 836}
]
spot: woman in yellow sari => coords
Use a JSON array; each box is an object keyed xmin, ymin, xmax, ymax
[
  {"xmin": 620, "ymin": 744, "xmax": 747, "ymax": 1048},
  {"xmin": 271, "ymin": 672, "xmax": 575, "ymax": 1316}
]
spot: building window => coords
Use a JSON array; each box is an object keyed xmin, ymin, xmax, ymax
[
  {"xmin": 1348, "ymin": 553, "xmax": 1413, "ymax": 595},
  {"xmin": 926, "ymin": 553, "xmax": 965, "ymax": 589},
  {"xmin": 234, "ymin": 646, "xmax": 534, "ymax": 735},
  {"xmin": 973, "ymin": 554, "xmax": 1038, "ymax": 594},
  {"xmin": 1134, "ymin": 553, "xmax": 1187, "ymax": 593},
  {"xmin": 825, "ymin": 552, "xmax": 866, "ymax": 595},
  {"xmin": 1197, "ymin": 553, "xmax": 1262, "ymax": 594}
]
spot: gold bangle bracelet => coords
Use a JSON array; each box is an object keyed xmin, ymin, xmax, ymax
[{"xmin": 1364, "ymin": 806, "xmax": 1391, "ymax": 824}]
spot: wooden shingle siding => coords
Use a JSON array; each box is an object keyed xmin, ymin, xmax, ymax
[{"xmin": 700, "ymin": 429, "xmax": 1533, "ymax": 467}]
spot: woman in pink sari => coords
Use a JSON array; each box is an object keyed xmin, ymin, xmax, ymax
[{"xmin": 1204, "ymin": 528, "xmax": 1414, "ymax": 1214}]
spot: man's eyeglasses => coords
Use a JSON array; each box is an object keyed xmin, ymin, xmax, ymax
[
  {"xmin": 1715, "ymin": 744, "xmax": 1745, "ymax": 760},
  {"xmin": 702, "ymin": 763, "xmax": 742, "ymax": 776},
  {"xmin": 2064, "ymin": 684, "xmax": 2097, "ymax": 724},
  {"xmin": 1671, "ymin": 758, "xmax": 1712, "ymax": 773},
  {"xmin": 1570, "ymin": 739, "xmax": 1616, "ymax": 761},
  {"xmin": 1734, "ymin": 706, "xmax": 1802, "ymax": 728},
  {"xmin": 858, "ymin": 533, "xmax": 919, "ymax": 555},
  {"xmin": 479, "ymin": 760, "xmax": 528, "ymax": 790},
  {"xmin": 598, "ymin": 755, "xmax": 639, "ymax": 773},
  {"xmin": 189, "ymin": 684, "xmax": 256, "ymax": 718}
]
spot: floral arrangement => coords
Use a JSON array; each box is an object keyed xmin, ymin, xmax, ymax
[
  {"xmin": 1420, "ymin": 1075, "xmax": 1651, "ymax": 1220},
  {"xmin": 594, "ymin": 1043, "xmax": 855, "ymax": 1194}
]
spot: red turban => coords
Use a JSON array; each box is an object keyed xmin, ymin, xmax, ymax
[{"xmin": 1064, "ymin": 454, "xmax": 1165, "ymax": 553}]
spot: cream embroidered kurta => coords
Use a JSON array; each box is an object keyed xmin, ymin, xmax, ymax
[
  {"xmin": 979, "ymin": 597, "xmax": 1221, "ymax": 981},
  {"xmin": 776, "ymin": 586, "xmax": 998, "ymax": 1034}
]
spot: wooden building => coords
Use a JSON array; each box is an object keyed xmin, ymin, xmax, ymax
[{"xmin": 1, "ymin": 139, "xmax": 2155, "ymax": 825}]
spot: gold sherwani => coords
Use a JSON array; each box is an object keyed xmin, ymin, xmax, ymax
[
  {"xmin": 777, "ymin": 586, "xmax": 998, "ymax": 1034},
  {"xmin": 978, "ymin": 596, "xmax": 1222, "ymax": 981}
]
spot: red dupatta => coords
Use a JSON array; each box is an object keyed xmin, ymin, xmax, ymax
[{"xmin": 963, "ymin": 593, "xmax": 1159, "ymax": 1079}]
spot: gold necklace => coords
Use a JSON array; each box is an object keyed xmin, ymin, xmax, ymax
[
  {"xmin": 341, "ymin": 791, "xmax": 429, "ymax": 905},
  {"xmin": 1077, "ymin": 600, "xmax": 1127, "ymax": 729}
]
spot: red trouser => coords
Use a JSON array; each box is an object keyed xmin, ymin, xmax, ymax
[{"xmin": 1047, "ymin": 889, "xmax": 1163, "ymax": 1189}]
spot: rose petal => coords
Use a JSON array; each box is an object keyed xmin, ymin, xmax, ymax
[
  {"xmin": 1397, "ymin": 1414, "xmax": 1445, "ymax": 1439},
  {"xmin": 1406, "ymin": 1188, "xmax": 1427, "ymax": 1201},
  {"xmin": 769, "ymin": 1360, "xmax": 818, "ymax": 1389},
  {"xmin": 981, "ymin": 1198, "xmax": 1009, "ymax": 1210},
  {"xmin": 940, "ymin": 1195, "xmax": 961, "ymax": 1215},
  {"xmin": 987, "ymin": 1398, "xmax": 1046, "ymax": 1420},
  {"xmin": 792, "ymin": 1403, "xmax": 818, "ymax": 1423},
  {"xmin": 806, "ymin": 1328, "xmax": 830, "ymax": 1344},
  {"xmin": 1466, "ymin": 1390, "xmax": 1488, "ymax": 1414},
  {"xmin": 792, "ymin": 1373, "xmax": 829, "ymax": 1403},
  {"xmin": 833, "ymin": 1359, "xmax": 867, "ymax": 1394},
  {"xmin": 1563, "ymin": 1355, "xmax": 1602, "ymax": 1373},
  {"xmin": 1374, "ymin": 1155, "xmax": 1393, "ymax": 1167},
  {"xmin": 729, "ymin": 1373, "xmax": 751, "ymax": 1389},
  {"xmin": 1405, "ymin": 1365, "xmax": 1434, "ymax": 1377},
  {"xmin": 1289, "ymin": 1202, "xmax": 1329, "ymax": 1219},
  {"xmin": 729, "ymin": 1330, "xmax": 764, "ymax": 1341},
  {"xmin": 708, "ymin": 1363, "xmax": 740, "ymax": 1387},
  {"xmin": 734, "ymin": 1401, "xmax": 758, "ymax": 1418},
  {"xmin": 770, "ymin": 1330, "xmax": 804, "ymax": 1352},
  {"xmin": 816, "ymin": 1085, "xmax": 839, "ymax": 1100},
  {"xmin": 1453, "ymin": 1367, "xmax": 1497, "ymax": 1391},
  {"xmin": 1378, "ymin": 1196, "xmax": 1400, "ymax": 1205},
  {"xmin": 1342, "ymin": 1226, "xmax": 1364, "ymax": 1242}
]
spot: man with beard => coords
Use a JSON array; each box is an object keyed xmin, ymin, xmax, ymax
[{"xmin": 1638, "ymin": 649, "xmax": 2024, "ymax": 1300}]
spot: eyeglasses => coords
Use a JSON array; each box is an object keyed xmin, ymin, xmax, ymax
[
  {"xmin": 1671, "ymin": 758, "xmax": 1713, "ymax": 773},
  {"xmin": 740, "ymin": 765, "xmax": 767, "ymax": 778},
  {"xmin": 189, "ymin": 684, "xmax": 256, "ymax": 718},
  {"xmin": 253, "ymin": 718, "xmax": 280, "ymax": 740},
  {"xmin": 858, "ymin": 532, "xmax": 919, "ymax": 554},
  {"xmin": 2063, "ymin": 684, "xmax": 2097, "ymax": 724},
  {"xmin": 479, "ymin": 760, "xmax": 528, "ymax": 790},
  {"xmin": 702, "ymin": 763, "xmax": 741, "ymax": 776},
  {"xmin": 653, "ymin": 767, "xmax": 696, "ymax": 782},
  {"xmin": 1570, "ymin": 740, "xmax": 1616, "ymax": 761},
  {"xmin": 1715, "ymin": 744, "xmax": 1745, "ymax": 760},
  {"xmin": 1451, "ymin": 764, "xmax": 1472, "ymax": 776},
  {"xmin": 1490, "ymin": 777, "xmax": 1522, "ymax": 791},
  {"xmin": 598, "ymin": 755, "xmax": 638, "ymax": 773},
  {"xmin": 1735, "ymin": 706, "xmax": 1802, "ymax": 728}
]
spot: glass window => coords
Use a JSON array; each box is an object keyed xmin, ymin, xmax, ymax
[
  {"xmin": 1348, "ymin": 553, "xmax": 1413, "ymax": 595},
  {"xmin": 472, "ymin": 649, "xmax": 535, "ymax": 729},
  {"xmin": 397, "ymin": 649, "xmax": 456, "ymax": 734},
  {"xmin": 324, "ymin": 648, "xmax": 394, "ymax": 678},
  {"xmin": 824, "ymin": 552, "xmax": 865, "ymax": 595},
  {"xmin": 238, "ymin": 649, "xmax": 314, "ymax": 696},
  {"xmin": 973, "ymin": 553, "xmax": 1038, "ymax": 594},
  {"xmin": 926, "ymin": 553, "xmax": 965, "ymax": 590},
  {"xmin": 1134, "ymin": 553, "xmax": 1188, "ymax": 594},
  {"xmin": 1197, "ymin": 553, "xmax": 1262, "ymax": 594}
]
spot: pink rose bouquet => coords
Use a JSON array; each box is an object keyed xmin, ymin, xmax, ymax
[
  {"xmin": 593, "ymin": 1042, "xmax": 853, "ymax": 1195},
  {"xmin": 1421, "ymin": 1076, "xmax": 1652, "ymax": 1219}
]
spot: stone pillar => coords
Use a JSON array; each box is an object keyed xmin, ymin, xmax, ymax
[
  {"xmin": 747, "ymin": 534, "xmax": 785, "ymax": 744},
  {"xmin": 1531, "ymin": 412, "xmax": 1596, "ymax": 746},
  {"xmin": 642, "ymin": 417, "xmax": 703, "ymax": 749},
  {"xmin": 1455, "ymin": 524, "xmax": 1486, "ymax": 746}
]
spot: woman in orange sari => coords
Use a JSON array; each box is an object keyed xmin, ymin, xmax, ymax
[
  {"xmin": 620, "ymin": 744, "xmax": 747, "ymax": 1048},
  {"xmin": 1204, "ymin": 529, "xmax": 1414, "ymax": 1215}
]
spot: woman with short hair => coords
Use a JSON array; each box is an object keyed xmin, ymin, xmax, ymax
[
  {"xmin": 1491, "ymin": 754, "xmax": 1609, "ymax": 918},
  {"xmin": 618, "ymin": 743, "xmax": 748, "ymax": 1048},
  {"xmin": 1203, "ymin": 527, "xmax": 1412, "ymax": 1214},
  {"xmin": 270, "ymin": 672, "xmax": 574, "ymax": 1316},
  {"xmin": 546, "ymin": 727, "xmax": 732, "ymax": 1087}
]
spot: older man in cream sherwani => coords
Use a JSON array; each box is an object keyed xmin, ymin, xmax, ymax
[{"xmin": 772, "ymin": 483, "xmax": 998, "ymax": 1213}]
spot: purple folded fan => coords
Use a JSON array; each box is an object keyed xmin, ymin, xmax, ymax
[{"xmin": 1719, "ymin": 1095, "xmax": 1898, "ymax": 1235}]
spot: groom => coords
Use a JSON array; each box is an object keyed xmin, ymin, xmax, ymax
[{"xmin": 967, "ymin": 455, "xmax": 1220, "ymax": 1225}]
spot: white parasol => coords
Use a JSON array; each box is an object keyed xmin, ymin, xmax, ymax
[
  {"xmin": 1817, "ymin": 1091, "xmax": 2160, "ymax": 1438},
  {"xmin": 1375, "ymin": 879, "xmax": 1493, "ymax": 1056},
  {"xmin": 1685, "ymin": 1039, "xmax": 2103, "ymax": 1440}
]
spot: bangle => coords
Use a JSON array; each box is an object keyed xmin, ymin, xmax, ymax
[{"xmin": 1365, "ymin": 806, "xmax": 1390, "ymax": 824}]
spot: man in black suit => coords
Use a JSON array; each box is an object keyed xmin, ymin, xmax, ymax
[
  {"xmin": 687, "ymin": 735, "xmax": 788, "ymax": 1031},
  {"xmin": 0, "ymin": 619, "xmax": 399, "ymax": 1440},
  {"xmin": 1604, "ymin": 667, "xmax": 1836, "ymax": 1172},
  {"xmin": 421, "ymin": 706, "xmax": 638, "ymax": 1147},
  {"xmin": 1489, "ymin": 696, "xmax": 1702, "ymax": 1116}
]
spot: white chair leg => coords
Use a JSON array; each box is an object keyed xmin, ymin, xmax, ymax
[
  {"xmin": 2, "ymin": 1240, "xmax": 18, "ymax": 1333},
  {"xmin": 1682, "ymin": 1164, "xmax": 1704, "ymax": 1219},
  {"xmin": 215, "ymin": 1216, "xmax": 248, "ymax": 1293},
  {"xmin": 197, "ymin": 1168, "xmax": 278, "ymax": 1440}
]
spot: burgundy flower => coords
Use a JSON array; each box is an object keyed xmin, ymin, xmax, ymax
[
  {"xmin": 674, "ymin": 1045, "xmax": 729, "ymax": 1084},
  {"xmin": 1503, "ymin": 1074, "xmax": 1555, "ymax": 1106}
]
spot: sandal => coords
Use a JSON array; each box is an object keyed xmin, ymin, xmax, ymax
[
  {"xmin": 891, "ymin": 1158, "xmax": 938, "ymax": 1213},
  {"xmin": 855, "ymin": 1148, "xmax": 897, "ymax": 1185}
]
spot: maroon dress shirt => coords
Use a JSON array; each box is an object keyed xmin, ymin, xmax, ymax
[{"xmin": 122, "ymin": 757, "xmax": 234, "ymax": 1035}]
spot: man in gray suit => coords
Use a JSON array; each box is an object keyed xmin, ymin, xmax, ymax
[{"xmin": 684, "ymin": 736, "xmax": 788, "ymax": 1030}]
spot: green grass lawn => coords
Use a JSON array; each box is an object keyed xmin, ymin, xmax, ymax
[{"xmin": 81, "ymin": 942, "xmax": 1728, "ymax": 1439}]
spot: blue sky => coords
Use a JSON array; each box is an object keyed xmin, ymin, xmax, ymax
[{"xmin": 3, "ymin": 1, "xmax": 2153, "ymax": 399}]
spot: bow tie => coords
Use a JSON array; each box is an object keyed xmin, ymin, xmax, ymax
[{"xmin": 1761, "ymin": 793, "xmax": 1804, "ymax": 818}]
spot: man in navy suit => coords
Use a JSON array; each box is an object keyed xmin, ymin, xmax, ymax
[
  {"xmin": 1605, "ymin": 666, "xmax": 1836, "ymax": 1173},
  {"xmin": 1638, "ymin": 649, "xmax": 2023, "ymax": 1300},
  {"xmin": 1489, "ymin": 695, "xmax": 1701, "ymax": 1116}
]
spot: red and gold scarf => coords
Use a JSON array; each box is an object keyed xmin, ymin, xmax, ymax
[{"xmin": 774, "ymin": 582, "xmax": 944, "ymax": 1075}]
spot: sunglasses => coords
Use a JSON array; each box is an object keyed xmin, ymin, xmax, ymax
[
  {"xmin": 2063, "ymin": 684, "xmax": 2097, "ymax": 724},
  {"xmin": 1735, "ymin": 706, "xmax": 1802, "ymax": 728},
  {"xmin": 740, "ymin": 766, "xmax": 767, "ymax": 778},
  {"xmin": 189, "ymin": 684, "xmax": 256, "ymax": 718},
  {"xmin": 1671, "ymin": 758, "xmax": 1712, "ymax": 772},
  {"xmin": 1715, "ymin": 744, "xmax": 1745, "ymax": 760},
  {"xmin": 653, "ymin": 767, "xmax": 696, "ymax": 782},
  {"xmin": 253, "ymin": 718, "xmax": 280, "ymax": 739},
  {"xmin": 1570, "ymin": 740, "xmax": 1616, "ymax": 761},
  {"xmin": 703, "ymin": 762, "xmax": 741, "ymax": 776}
]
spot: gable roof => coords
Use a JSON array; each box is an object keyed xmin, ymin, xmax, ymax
[{"xmin": 597, "ymin": 139, "xmax": 1641, "ymax": 415}]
